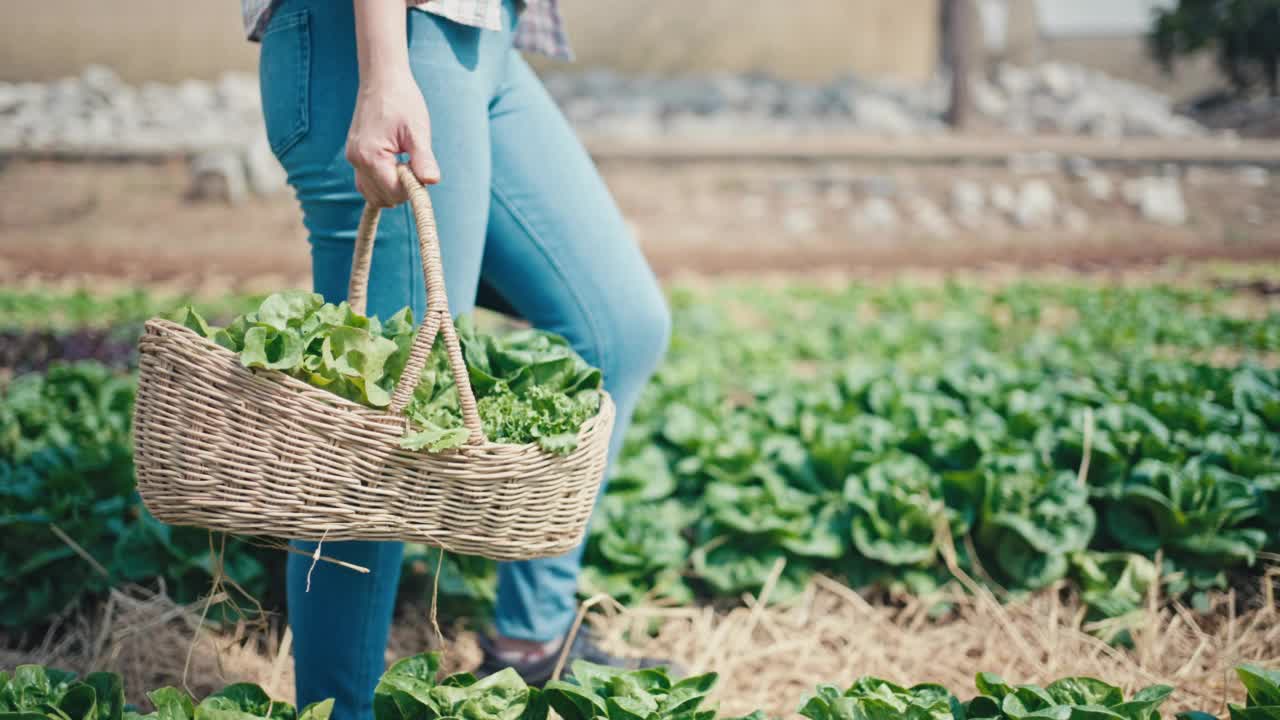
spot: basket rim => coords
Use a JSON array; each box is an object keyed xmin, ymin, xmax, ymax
[{"xmin": 139, "ymin": 317, "xmax": 615, "ymax": 453}]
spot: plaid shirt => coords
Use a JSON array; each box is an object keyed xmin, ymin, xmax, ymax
[{"xmin": 241, "ymin": 0, "xmax": 572, "ymax": 60}]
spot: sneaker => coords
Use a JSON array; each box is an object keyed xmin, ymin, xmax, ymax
[{"xmin": 476, "ymin": 630, "xmax": 677, "ymax": 687}]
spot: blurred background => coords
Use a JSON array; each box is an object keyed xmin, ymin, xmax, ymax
[{"xmin": 2, "ymin": 0, "xmax": 1278, "ymax": 286}]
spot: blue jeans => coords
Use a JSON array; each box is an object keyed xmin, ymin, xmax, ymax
[{"xmin": 258, "ymin": 2, "xmax": 670, "ymax": 718}]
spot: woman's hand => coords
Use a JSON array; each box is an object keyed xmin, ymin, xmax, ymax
[{"xmin": 346, "ymin": 0, "xmax": 440, "ymax": 207}]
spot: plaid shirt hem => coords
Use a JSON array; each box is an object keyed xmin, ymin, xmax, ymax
[{"xmin": 243, "ymin": 0, "xmax": 572, "ymax": 60}]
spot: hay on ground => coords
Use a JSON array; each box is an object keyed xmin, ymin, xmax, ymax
[
  {"xmin": 588, "ymin": 567, "xmax": 1280, "ymax": 718},
  {"xmin": 3, "ymin": 568, "xmax": 1277, "ymax": 719}
]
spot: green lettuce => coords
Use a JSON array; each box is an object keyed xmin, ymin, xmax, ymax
[
  {"xmin": 170, "ymin": 293, "xmax": 602, "ymax": 454},
  {"xmin": 542, "ymin": 661, "xmax": 718, "ymax": 720},
  {"xmin": 1229, "ymin": 665, "xmax": 1280, "ymax": 720}
]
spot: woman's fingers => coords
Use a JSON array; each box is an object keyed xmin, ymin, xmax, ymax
[
  {"xmin": 354, "ymin": 174, "xmax": 385, "ymax": 210},
  {"xmin": 372, "ymin": 155, "xmax": 405, "ymax": 206},
  {"xmin": 406, "ymin": 127, "xmax": 441, "ymax": 186},
  {"xmin": 350, "ymin": 146, "xmax": 401, "ymax": 207}
]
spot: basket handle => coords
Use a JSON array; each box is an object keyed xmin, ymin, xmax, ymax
[{"xmin": 348, "ymin": 165, "xmax": 486, "ymax": 444}]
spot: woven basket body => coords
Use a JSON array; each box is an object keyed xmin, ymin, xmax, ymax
[{"xmin": 133, "ymin": 167, "xmax": 614, "ymax": 560}]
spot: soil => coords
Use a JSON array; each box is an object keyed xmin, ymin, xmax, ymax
[{"xmin": 2, "ymin": 158, "xmax": 1279, "ymax": 290}]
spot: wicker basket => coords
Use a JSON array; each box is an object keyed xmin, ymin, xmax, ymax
[{"xmin": 133, "ymin": 166, "xmax": 614, "ymax": 560}]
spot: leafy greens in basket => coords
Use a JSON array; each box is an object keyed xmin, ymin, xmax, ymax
[{"xmin": 170, "ymin": 291, "xmax": 602, "ymax": 454}]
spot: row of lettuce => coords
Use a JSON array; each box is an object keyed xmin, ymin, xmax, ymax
[
  {"xmin": 582, "ymin": 282, "xmax": 1280, "ymax": 622},
  {"xmin": 4, "ymin": 652, "xmax": 1279, "ymax": 720},
  {"xmin": 3, "ymin": 282, "xmax": 1280, "ymax": 630}
]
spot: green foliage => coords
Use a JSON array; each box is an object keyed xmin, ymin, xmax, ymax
[
  {"xmin": 799, "ymin": 678, "xmax": 956, "ymax": 720},
  {"xmin": 583, "ymin": 280, "xmax": 1280, "ymax": 620},
  {"xmin": 1070, "ymin": 551, "xmax": 1159, "ymax": 645},
  {"xmin": 542, "ymin": 661, "xmax": 719, "ymax": 720},
  {"xmin": 1229, "ymin": 665, "xmax": 1280, "ymax": 720},
  {"xmin": 960, "ymin": 673, "xmax": 1174, "ymax": 720},
  {"xmin": 0, "ymin": 289, "xmax": 263, "ymax": 333},
  {"xmin": 373, "ymin": 652, "xmax": 543, "ymax": 720},
  {"xmin": 0, "ymin": 364, "xmax": 274, "ymax": 630},
  {"xmin": 2, "ymin": 657, "xmax": 1276, "ymax": 720},
  {"xmin": 6, "ymin": 279, "xmax": 1280, "ymax": 630},
  {"xmin": 1149, "ymin": 0, "xmax": 1280, "ymax": 96},
  {"xmin": 0, "ymin": 665, "xmax": 125, "ymax": 720},
  {"xmin": 173, "ymin": 293, "xmax": 602, "ymax": 454}
]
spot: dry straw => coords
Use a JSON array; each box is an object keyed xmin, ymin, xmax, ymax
[
  {"xmin": 589, "ymin": 567, "xmax": 1280, "ymax": 719},
  {"xmin": 8, "ymin": 570, "xmax": 1275, "ymax": 719},
  {"xmin": 133, "ymin": 165, "xmax": 614, "ymax": 560}
]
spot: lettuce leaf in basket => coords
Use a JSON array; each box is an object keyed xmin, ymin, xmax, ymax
[{"xmin": 167, "ymin": 293, "xmax": 603, "ymax": 454}]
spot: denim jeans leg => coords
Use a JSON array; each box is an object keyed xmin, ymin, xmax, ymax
[{"xmin": 483, "ymin": 52, "xmax": 671, "ymax": 643}]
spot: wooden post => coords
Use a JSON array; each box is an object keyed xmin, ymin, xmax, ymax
[{"xmin": 946, "ymin": 0, "xmax": 976, "ymax": 130}]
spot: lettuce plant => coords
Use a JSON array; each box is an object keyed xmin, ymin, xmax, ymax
[
  {"xmin": 171, "ymin": 292, "xmax": 602, "ymax": 454},
  {"xmin": 0, "ymin": 665, "xmax": 125, "ymax": 720},
  {"xmin": 0, "ymin": 666, "xmax": 330, "ymax": 720},
  {"xmin": 373, "ymin": 653, "xmax": 542, "ymax": 720},
  {"xmin": 965, "ymin": 673, "xmax": 1172, "ymax": 720},
  {"xmin": 800, "ymin": 678, "xmax": 957, "ymax": 720},
  {"xmin": 0, "ymin": 364, "xmax": 273, "ymax": 630},
  {"xmin": 541, "ymin": 661, "xmax": 724, "ymax": 720},
  {"xmin": 1229, "ymin": 665, "xmax": 1280, "ymax": 720}
]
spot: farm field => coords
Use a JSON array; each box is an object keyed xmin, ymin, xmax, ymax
[{"xmin": 2, "ymin": 261, "xmax": 1279, "ymax": 718}]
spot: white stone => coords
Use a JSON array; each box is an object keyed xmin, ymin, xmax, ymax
[
  {"xmin": 1061, "ymin": 95, "xmax": 1122, "ymax": 139},
  {"xmin": 1085, "ymin": 173, "xmax": 1114, "ymax": 202},
  {"xmin": 950, "ymin": 179, "xmax": 986, "ymax": 229},
  {"xmin": 853, "ymin": 95, "xmax": 919, "ymax": 136},
  {"xmin": 783, "ymin": 207, "xmax": 818, "ymax": 236},
  {"xmin": 908, "ymin": 197, "xmax": 953, "ymax": 238},
  {"xmin": 1013, "ymin": 180, "xmax": 1056, "ymax": 228},
  {"xmin": 996, "ymin": 64, "xmax": 1034, "ymax": 98},
  {"xmin": 990, "ymin": 184, "xmax": 1016, "ymax": 214},
  {"xmin": 243, "ymin": 134, "xmax": 287, "ymax": 196},
  {"xmin": 973, "ymin": 79, "xmax": 1008, "ymax": 118},
  {"xmin": 1136, "ymin": 176, "xmax": 1188, "ymax": 225},
  {"xmin": 1038, "ymin": 62, "xmax": 1077, "ymax": 101},
  {"xmin": 1064, "ymin": 155, "xmax": 1095, "ymax": 180},
  {"xmin": 1237, "ymin": 166, "xmax": 1269, "ymax": 188},
  {"xmin": 175, "ymin": 79, "xmax": 216, "ymax": 111},
  {"xmin": 852, "ymin": 197, "xmax": 900, "ymax": 233},
  {"xmin": 216, "ymin": 71, "xmax": 261, "ymax": 111},
  {"xmin": 1244, "ymin": 205, "xmax": 1264, "ymax": 225},
  {"xmin": 80, "ymin": 64, "xmax": 123, "ymax": 101}
]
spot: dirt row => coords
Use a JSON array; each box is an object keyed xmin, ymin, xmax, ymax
[{"xmin": 3, "ymin": 159, "xmax": 1280, "ymax": 291}]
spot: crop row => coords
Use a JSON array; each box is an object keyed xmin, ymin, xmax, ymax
[
  {"xmin": 5, "ymin": 652, "xmax": 1279, "ymax": 720},
  {"xmin": 3, "ymin": 281, "xmax": 1279, "ymax": 631},
  {"xmin": 580, "ymin": 282, "xmax": 1280, "ymax": 623}
]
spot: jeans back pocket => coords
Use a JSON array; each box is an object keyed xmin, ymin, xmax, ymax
[{"xmin": 259, "ymin": 8, "xmax": 311, "ymax": 159}]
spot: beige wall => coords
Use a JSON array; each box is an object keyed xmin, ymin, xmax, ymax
[
  {"xmin": 1, "ymin": 1, "xmax": 258, "ymax": 82},
  {"xmin": 548, "ymin": 0, "xmax": 940, "ymax": 83},
  {"xmin": 1, "ymin": 0, "xmax": 939, "ymax": 84}
]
